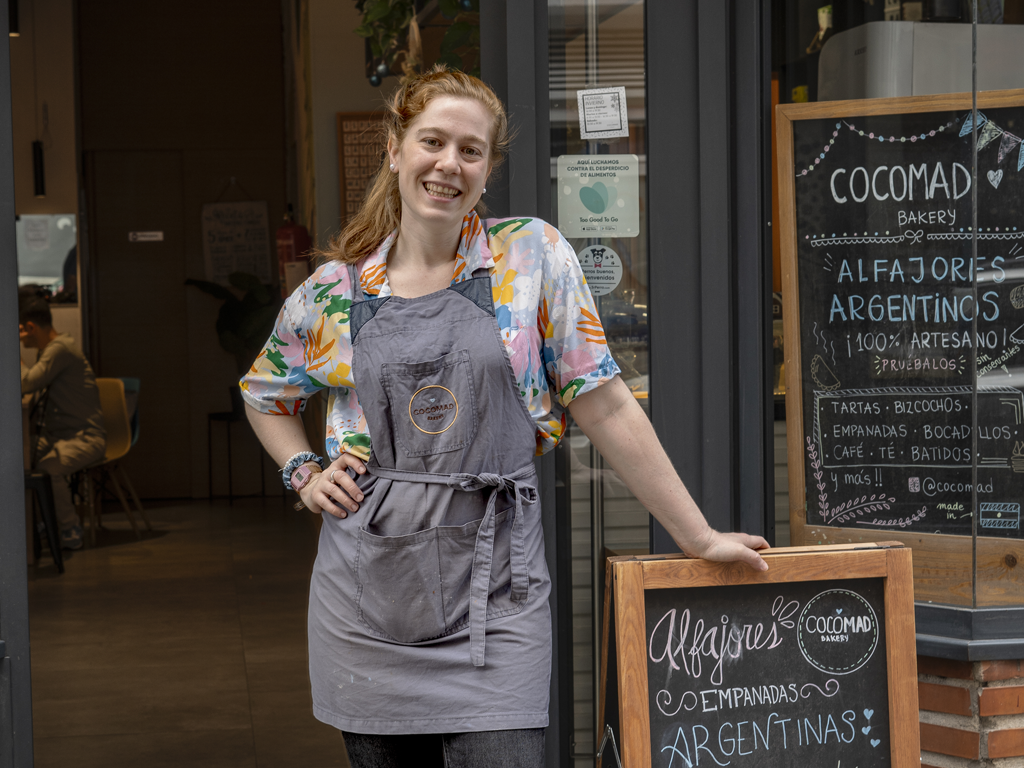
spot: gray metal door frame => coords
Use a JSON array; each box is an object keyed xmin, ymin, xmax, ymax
[
  {"xmin": 485, "ymin": 0, "xmax": 774, "ymax": 763},
  {"xmin": 480, "ymin": 4, "xmax": 571, "ymax": 768},
  {"xmin": 1, "ymin": 0, "xmax": 36, "ymax": 764},
  {"xmin": 646, "ymin": 0, "xmax": 774, "ymax": 552}
]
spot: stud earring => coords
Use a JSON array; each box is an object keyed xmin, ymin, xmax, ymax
[
  {"xmin": 483, "ymin": 187, "xmax": 487, "ymax": 194},
  {"xmin": 390, "ymin": 163, "xmax": 395, "ymax": 171}
]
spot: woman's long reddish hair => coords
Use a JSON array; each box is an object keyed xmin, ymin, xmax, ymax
[{"xmin": 322, "ymin": 65, "xmax": 510, "ymax": 265}]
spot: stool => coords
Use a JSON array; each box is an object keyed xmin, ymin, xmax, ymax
[
  {"xmin": 207, "ymin": 411, "xmax": 266, "ymax": 504},
  {"xmin": 24, "ymin": 473, "xmax": 65, "ymax": 574}
]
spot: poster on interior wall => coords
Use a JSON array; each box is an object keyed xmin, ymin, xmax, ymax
[{"xmin": 201, "ymin": 201, "xmax": 272, "ymax": 285}]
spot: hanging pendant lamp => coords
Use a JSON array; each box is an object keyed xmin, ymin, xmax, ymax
[{"xmin": 32, "ymin": 140, "xmax": 45, "ymax": 197}]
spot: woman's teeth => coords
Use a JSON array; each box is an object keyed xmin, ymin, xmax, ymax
[{"xmin": 425, "ymin": 183, "xmax": 460, "ymax": 198}]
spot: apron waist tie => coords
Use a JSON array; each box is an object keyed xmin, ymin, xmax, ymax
[{"xmin": 367, "ymin": 463, "xmax": 537, "ymax": 667}]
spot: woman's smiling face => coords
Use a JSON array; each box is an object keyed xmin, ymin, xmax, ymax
[{"xmin": 388, "ymin": 95, "xmax": 493, "ymax": 236}]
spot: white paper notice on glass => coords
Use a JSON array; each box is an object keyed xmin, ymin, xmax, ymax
[
  {"xmin": 577, "ymin": 86, "xmax": 629, "ymax": 140},
  {"xmin": 556, "ymin": 154, "xmax": 640, "ymax": 238},
  {"xmin": 201, "ymin": 201, "xmax": 272, "ymax": 285}
]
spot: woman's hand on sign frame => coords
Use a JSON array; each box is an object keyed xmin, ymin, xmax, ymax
[
  {"xmin": 683, "ymin": 529, "xmax": 770, "ymax": 572},
  {"xmin": 301, "ymin": 453, "xmax": 368, "ymax": 519}
]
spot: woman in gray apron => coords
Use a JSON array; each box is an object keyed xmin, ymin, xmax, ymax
[{"xmin": 242, "ymin": 66, "xmax": 768, "ymax": 767}]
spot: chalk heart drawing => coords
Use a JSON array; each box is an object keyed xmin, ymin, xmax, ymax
[
  {"xmin": 871, "ymin": 739, "xmax": 881, "ymax": 748},
  {"xmin": 988, "ymin": 169, "xmax": 1004, "ymax": 189},
  {"xmin": 579, "ymin": 181, "xmax": 617, "ymax": 214},
  {"xmin": 864, "ymin": 708, "xmax": 874, "ymax": 719},
  {"xmin": 836, "ymin": 609, "xmax": 843, "ymax": 614},
  {"xmin": 862, "ymin": 726, "xmax": 871, "ymax": 735}
]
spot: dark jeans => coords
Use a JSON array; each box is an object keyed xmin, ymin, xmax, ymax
[{"xmin": 342, "ymin": 728, "xmax": 545, "ymax": 768}]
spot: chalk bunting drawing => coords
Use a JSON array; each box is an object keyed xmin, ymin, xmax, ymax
[{"xmin": 929, "ymin": 231, "xmax": 1024, "ymax": 241}]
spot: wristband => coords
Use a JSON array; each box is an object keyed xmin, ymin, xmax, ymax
[{"xmin": 281, "ymin": 451, "xmax": 324, "ymax": 490}]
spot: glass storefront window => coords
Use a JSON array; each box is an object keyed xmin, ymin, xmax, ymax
[
  {"xmin": 973, "ymin": 94, "xmax": 1024, "ymax": 604},
  {"xmin": 773, "ymin": 3, "xmax": 1024, "ymax": 608},
  {"xmin": 548, "ymin": 0, "xmax": 648, "ymax": 760}
]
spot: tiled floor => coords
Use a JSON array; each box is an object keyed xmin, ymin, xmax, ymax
[{"xmin": 27, "ymin": 498, "xmax": 350, "ymax": 767}]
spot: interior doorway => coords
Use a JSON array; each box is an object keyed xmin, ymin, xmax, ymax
[{"xmin": 5, "ymin": 2, "xmax": 488, "ymax": 765}]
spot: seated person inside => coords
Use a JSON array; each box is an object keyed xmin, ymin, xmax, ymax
[{"xmin": 19, "ymin": 294, "xmax": 106, "ymax": 550}]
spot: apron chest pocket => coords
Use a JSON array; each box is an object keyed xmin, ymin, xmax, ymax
[{"xmin": 382, "ymin": 349, "xmax": 477, "ymax": 458}]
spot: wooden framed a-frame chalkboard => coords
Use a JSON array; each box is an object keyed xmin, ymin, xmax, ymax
[
  {"xmin": 777, "ymin": 91, "xmax": 1024, "ymax": 605},
  {"xmin": 612, "ymin": 544, "xmax": 918, "ymax": 768}
]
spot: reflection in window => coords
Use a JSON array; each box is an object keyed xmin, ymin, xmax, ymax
[
  {"xmin": 773, "ymin": 4, "xmax": 1024, "ymax": 607},
  {"xmin": 16, "ymin": 214, "xmax": 78, "ymax": 303},
  {"xmin": 550, "ymin": 0, "xmax": 649, "ymax": 761}
]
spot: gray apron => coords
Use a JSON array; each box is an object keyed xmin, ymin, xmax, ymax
[{"xmin": 307, "ymin": 267, "xmax": 552, "ymax": 735}]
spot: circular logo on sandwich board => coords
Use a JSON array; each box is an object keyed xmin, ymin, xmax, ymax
[
  {"xmin": 409, "ymin": 385, "xmax": 459, "ymax": 435},
  {"xmin": 797, "ymin": 589, "xmax": 879, "ymax": 675}
]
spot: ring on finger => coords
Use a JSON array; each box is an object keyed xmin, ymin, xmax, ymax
[{"xmin": 330, "ymin": 470, "xmax": 338, "ymax": 484}]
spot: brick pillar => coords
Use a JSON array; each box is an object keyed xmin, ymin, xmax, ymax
[{"xmin": 918, "ymin": 656, "xmax": 1024, "ymax": 767}]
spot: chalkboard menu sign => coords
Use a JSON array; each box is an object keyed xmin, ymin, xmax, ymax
[
  {"xmin": 778, "ymin": 90, "xmax": 1024, "ymax": 541},
  {"xmin": 648, "ymin": 579, "xmax": 888, "ymax": 767},
  {"xmin": 612, "ymin": 545, "xmax": 918, "ymax": 768}
]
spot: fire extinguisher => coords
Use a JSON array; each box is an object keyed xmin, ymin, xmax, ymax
[{"xmin": 276, "ymin": 204, "xmax": 312, "ymax": 298}]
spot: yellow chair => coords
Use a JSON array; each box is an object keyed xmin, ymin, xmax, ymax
[{"xmin": 82, "ymin": 378, "xmax": 153, "ymax": 545}]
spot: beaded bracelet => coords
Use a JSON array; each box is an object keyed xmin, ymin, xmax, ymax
[{"xmin": 281, "ymin": 451, "xmax": 324, "ymax": 490}]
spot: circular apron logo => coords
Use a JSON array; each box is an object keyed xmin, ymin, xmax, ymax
[
  {"xmin": 797, "ymin": 589, "xmax": 879, "ymax": 675},
  {"xmin": 408, "ymin": 385, "xmax": 459, "ymax": 435}
]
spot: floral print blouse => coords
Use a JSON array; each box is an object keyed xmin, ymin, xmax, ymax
[{"xmin": 240, "ymin": 212, "xmax": 619, "ymax": 460}]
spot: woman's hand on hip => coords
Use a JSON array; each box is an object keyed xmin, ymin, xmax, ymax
[{"xmin": 299, "ymin": 453, "xmax": 367, "ymax": 519}]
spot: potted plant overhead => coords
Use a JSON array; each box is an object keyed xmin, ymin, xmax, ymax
[{"xmin": 355, "ymin": 0, "xmax": 480, "ymax": 85}]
